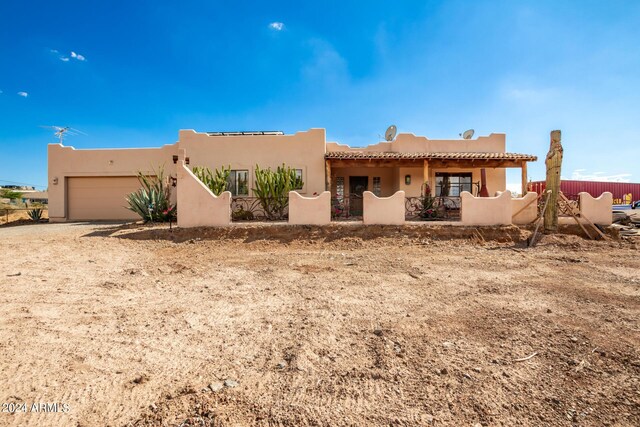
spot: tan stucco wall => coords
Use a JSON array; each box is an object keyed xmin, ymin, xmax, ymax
[
  {"xmin": 460, "ymin": 191, "xmax": 512, "ymax": 226},
  {"xmin": 178, "ymin": 129, "xmax": 326, "ymax": 196},
  {"xmin": 579, "ymin": 192, "xmax": 613, "ymax": 225},
  {"xmin": 363, "ymin": 191, "xmax": 405, "ymax": 225},
  {"xmin": 288, "ymin": 191, "xmax": 331, "ymax": 225},
  {"xmin": 177, "ymin": 161, "xmax": 231, "ymax": 227},
  {"xmin": 511, "ymin": 192, "xmax": 538, "ymax": 225},
  {"xmin": 326, "ymin": 133, "xmax": 506, "ymax": 154},
  {"xmin": 48, "ymin": 143, "xmax": 178, "ymax": 222}
]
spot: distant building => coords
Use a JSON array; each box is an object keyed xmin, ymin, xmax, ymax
[{"xmin": 21, "ymin": 191, "xmax": 49, "ymax": 205}]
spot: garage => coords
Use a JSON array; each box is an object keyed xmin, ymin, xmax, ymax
[{"xmin": 67, "ymin": 176, "xmax": 143, "ymax": 221}]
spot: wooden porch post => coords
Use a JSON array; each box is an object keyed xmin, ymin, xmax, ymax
[
  {"xmin": 521, "ymin": 161, "xmax": 528, "ymax": 196},
  {"xmin": 325, "ymin": 159, "xmax": 331, "ymax": 192},
  {"xmin": 423, "ymin": 160, "xmax": 430, "ymax": 193}
]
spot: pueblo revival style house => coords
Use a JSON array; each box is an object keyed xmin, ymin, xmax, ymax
[{"xmin": 47, "ymin": 128, "xmax": 537, "ymax": 222}]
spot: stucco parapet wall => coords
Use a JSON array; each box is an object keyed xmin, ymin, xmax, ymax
[
  {"xmin": 579, "ymin": 192, "xmax": 613, "ymax": 226},
  {"xmin": 288, "ymin": 191, "xmax": 331, "ymax": 225},
  {"xmin": 325, "ymin": 133, "xmax": 506, "ymax": 154},
  {"xmin": 363, "ymin": 191, "xmax": 405, "ymax": 225},
  {"xmin": 48, "ymin": 143, "xmax": 178, "ymax": 176},
  {"xmin": 511, "ymin": 192, "xmax": 539, "ymax": 225},
  {"xmin": 176, "ymin": 161, "xmax": 231, "ymax": 227},
  {"xmin": 460, "ymin": 191, "xmax": 512, "ymax": 226}
]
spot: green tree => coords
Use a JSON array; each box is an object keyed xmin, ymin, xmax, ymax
[{"xmin": 0, "ymin": 189, "xmax": 23, "ymax": 200}]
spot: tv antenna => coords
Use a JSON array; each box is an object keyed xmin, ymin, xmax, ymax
[
  {"xmin": 40, "ymin": 125, "xmax": 87, "ymax": 143},
  {"xmin": 385, "ymin": 125, "xmax": 397, "ymax": 142},
  {"xmin": 460, "ymin": 129, "xmax": 474, "ymax": 139}
]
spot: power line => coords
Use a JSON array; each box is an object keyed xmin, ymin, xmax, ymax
[{"xmin": 0, "ymin": 179, "xmax": 47, "ymax": 188}]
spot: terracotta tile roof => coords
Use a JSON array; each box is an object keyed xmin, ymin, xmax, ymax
[{"xmin": 324, "ymin": 151, "xmax": 537, "ymax": 161}]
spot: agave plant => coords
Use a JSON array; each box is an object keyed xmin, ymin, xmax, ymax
[
  {"xmin": 253, "ymin": 164, "xmax": 304, "ymax": 220},
  {"xmin": 192, "ymin": 165, "xmax": 230, "ymax": 196},
  {"xmin": 126, "ymin": 166, "xmax": 176, "ymax": 222},
  {"xmin": 28, "ymin": 208, "xmax": 43, "ymax": 222}
]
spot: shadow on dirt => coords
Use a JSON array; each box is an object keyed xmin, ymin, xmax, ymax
[{"xmin": 81, "ymin": 222, "xmax": 535, "ymax": 246}]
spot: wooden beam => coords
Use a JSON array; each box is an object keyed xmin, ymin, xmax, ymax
[
  {"xmin": 325, "ymin": 159, "xmax": 331, "ymax": 192},
  {"xmin": 521, "ymin": 161, "xmax": 528, "ymax": 195},
  {"xmin": 328, "ymin": 159, "xmax": 527, "ymax": 169},
  {"xmin": 423, "ymin": 160, "xmax": 430, "ymax": 191}
]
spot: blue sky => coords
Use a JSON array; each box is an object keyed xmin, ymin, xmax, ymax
[{"xmin": 1, "ymin": 0, "xmax": 639, "ymax": 191}]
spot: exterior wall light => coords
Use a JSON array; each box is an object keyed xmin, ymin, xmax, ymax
[
  {"xmin": 172, "ymin": 155, "xmax": 178, "ymax": 164},
  {"xmin": 185, "ymin": 157, "xmax": 190, "ymax": 165},
  {"xmin": 405, "ymin": 174, "xmax": 411, "ymax": 185},
  {"xmin": 170, "ymin": 177, "xmax": 177, "ymax": 187},
  {"xmin": 52, "ymin": 177, "xmax": 59, "ymax": 185}
]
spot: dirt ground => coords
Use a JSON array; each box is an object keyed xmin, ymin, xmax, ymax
[{"xmin": 0, "ymin": 222, "xmax": 638, "ymax": 427}]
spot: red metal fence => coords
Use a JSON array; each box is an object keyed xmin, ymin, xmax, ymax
[{"xmin": 528, "ymin": 180, "xmax": 640, "ymax": 204}]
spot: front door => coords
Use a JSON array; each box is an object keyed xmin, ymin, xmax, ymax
[{"xmin": 349, "ymin": 176, "xmax": 368, "ymax": 216}]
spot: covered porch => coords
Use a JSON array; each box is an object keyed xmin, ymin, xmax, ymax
[{"xmin": 324, "ymin": 151, "xmax": 537, "ymax": 219}]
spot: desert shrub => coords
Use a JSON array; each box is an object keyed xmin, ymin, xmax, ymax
[
  {"xmin": 28, "ymin": 208, "xmax": 43, "ymax": 221},
  {"xmin": 192, "ymin": 165, "xmax": 230, "ymax": 196},
  {"xmin": 253, "ymin": 164, "xmax": 304, "ymax": 220},
  {"xmin": 126, "ymin": 166, "xmax": 176, "ymax": 222},
  {"xmin": 232, "ymin": 208, "xmax": 254, "ymax": 221},
  {"xmin": 419, "ymin": 183, "xmax": 441, "ymax": 219}
]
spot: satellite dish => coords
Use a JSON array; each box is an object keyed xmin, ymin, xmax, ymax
[
  {"xmin": 385, "ymin": 125, "xmax": 397, "ymax": 141},
  {"xmin": 460, "ymin": 129, "xmax": 475, "ymax": 139}
]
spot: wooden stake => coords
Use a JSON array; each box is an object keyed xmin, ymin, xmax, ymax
[
  {"xmin": 529, "ymin": 190, "xmax": 552, "ymax": 247},
  {"xmin": 544, "ymin": 130, "xmax": 563, "ymax": 232},
  {"xmin": 559, "ymin": 192, "xmax": 607, "ymax": 240},
  {"xmin": 512, "ymin": 191, "xmax": 542, "ymax": 221}
]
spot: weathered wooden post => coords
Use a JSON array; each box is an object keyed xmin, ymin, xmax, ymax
[{"xmin": 544, "ymin": 130, "xmax": 563, "ymax": 232}]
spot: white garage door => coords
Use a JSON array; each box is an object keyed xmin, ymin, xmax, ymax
[{"xmin": 67, "ymin": 176, "xmax": 143, "ymax": 221}]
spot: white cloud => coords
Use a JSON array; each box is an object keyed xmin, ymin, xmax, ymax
[
  {"xmin": 570, "ymin": 169, "xmax": 631, "ymax": 182},
  {"xmin": 269, "ymin": 22, "xmax": 284, "ymax": 31},
  {"xmin": 52, "ymin": 49, "xmax": 86, "ymax": 62},
  {"xmin": 17, "ymin": 91, "xmax": 28, "ymax": 97},
  {"xmin": 70, "ymin": 51, "xmax": 86, "ymax": 61}
]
